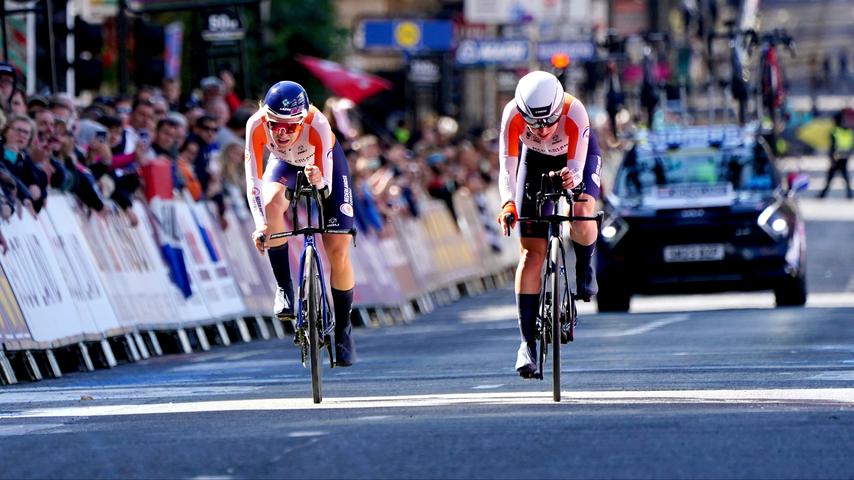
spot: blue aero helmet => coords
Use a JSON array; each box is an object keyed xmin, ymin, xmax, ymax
[
  {"xmin": 262, "ymin": 81, "xmax": 309, "ymax": 148},
  {"xmin": 262, "ymin": 80, "xmax": 310, "ymax": 122}
]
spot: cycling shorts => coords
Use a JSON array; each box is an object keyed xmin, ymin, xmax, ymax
[
  {"xmin": 262, "ymin": 141, "xmax": 355, "ymax": 234},
  {"xmin": 516, "ymin": 131, "xmax": 602, "ymax": 239}
]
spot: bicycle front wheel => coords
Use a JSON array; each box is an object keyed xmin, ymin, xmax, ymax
[
  {"xmin": 549, "ymin": 238, "xmax": 561, "ymax": 402},
  {"xmin": 304, "ymin": 246, "xmax": 323, "ymax": 404}
]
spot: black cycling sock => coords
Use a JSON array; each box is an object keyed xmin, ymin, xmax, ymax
[
  {"xmin": 331, "ymin": 287, "xmax": 354, "ymax": 337},
  {"xmin": 573, "ymin": 241, "xmax": 595, "ymax": 279},
  {"xmin": 517, "ymin": 293, "xmax": 539, "ymax": 345},
  {"xmin": 267, "ymin": 243, "xmax": 294, "ymax": 294}
]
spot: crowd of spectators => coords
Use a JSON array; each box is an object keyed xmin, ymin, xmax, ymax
[{"xmin": 0, "ymin": 60, "xmax": 503, "ymax": 254}]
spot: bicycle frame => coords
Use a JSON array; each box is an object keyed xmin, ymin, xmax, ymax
[
  {"xmin": 270, "ymin": 172, "xmax": 334, "ymax": 343},
  {"xmin": 515, "ymin": 174, "xmax": 602, "ymax": 400}
]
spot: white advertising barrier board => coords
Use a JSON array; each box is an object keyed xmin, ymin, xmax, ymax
[
  {"xmin": 42, "ymin": 195, "xmax": 122, "ymax": 335},
  {"xmin": 77, "ymin": 198, "xmax": 190, "ymax": 329},
  {"xmin": 173, "ymin": 197, "xmax": 245, "ymax": 321},
  {"xmin": 0, "ymin": 209, "xmax": 95, "ymax": 344},
  {"xmin": 217, "ymin": 203, "xmax": 277, "ymax": 315},
  {"xmin": 139, "ymin": 198, "xmax": 209, "ymax": 326},
  {"xmin": 483, "ymin": 187, "xmax": 520, "ymax": 267},
  {"xmin": 393, "ymin": 216, "xmax": 440, "ymax": 292}
]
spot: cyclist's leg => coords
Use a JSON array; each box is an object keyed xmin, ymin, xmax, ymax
[
  {"xmin": 571, "ymin": 131, "xmax": 603, "ymax": 302},
  {"xmin": 263, "ymin": 160, "xmax": 296, "ymax": 319},
  {"xmin": 516, "ymin": 236, "xmax": 546, "ymax": 375},
  {"xmin": 514, "ymin": 145, "xmax": 553, "ymax": 376},
  {"xmin": 321, "ymin": 141, "xmax": 357, "ymax": 366}
]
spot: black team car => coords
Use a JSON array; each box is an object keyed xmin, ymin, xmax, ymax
[{"xmin": 596, "ymin": 124, "xmax": 809, "ymax": 312}]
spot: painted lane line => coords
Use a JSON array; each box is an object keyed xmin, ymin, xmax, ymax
[
  {"xmin": 1, "ymin": 388, "xmax": 852, "ymax": 419},
  {"xmin": 594, "ymin": 314, "xmax": 691, "ymax": 337}
]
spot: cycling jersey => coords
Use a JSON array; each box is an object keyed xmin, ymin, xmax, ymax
[
  {"xmin": 245, "ymin": 105, "xmax": 342, "ymax": 230},
  {"xmin": 498, "ymin": 92, "xmax": 591, "ymax": 206}
]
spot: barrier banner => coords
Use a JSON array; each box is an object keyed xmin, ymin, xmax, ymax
[
  {"xmin": 419, "ymin": 200, "xmax": 482, "ymax": 284},
  {"xmin": 393, "ymin": 216, "xmax": 440, "ymax": 291},
  {"xmin": 378, "ymin": 223, "xmax": 421, "ymax": 300},
  {"xmin": 42, "ymin": 195, "xmax": 122, "ymax": 335},
  {"xmin": 143, "ymin": 198, "xmax": 209, "ymax": 325},
  {"xmin": 0, "ymin": 262, "xmax": 30, "ymax": 342},
  {"xmin": 216, "ymin": 203, "xmax": 277, "ymax": 314},
  {"xmin": 174, "ymin": 197, "xmax": 245, "ymax": 320},
  {"xmin": 0, "ymin": 210, "xmax": 95, "ymax": 344},
  {"xmin": 483, "ymin": 187, "xmax": 520, "ymax": 267},
  {"xmin": 452, "ymin": 190, "xmax": 514, "ymax": 273},
  {"xmin": 349, "ymin": 232, "xmax": 404, "ymax": 306}
]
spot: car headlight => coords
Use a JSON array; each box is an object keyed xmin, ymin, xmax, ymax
[
  {"xmin": 600, "ymin": 214, "xmax": 629, "ymax": 246},
  {"xmin": 757, "ymin": 202, "xmax": 790, "ymax": 240}
]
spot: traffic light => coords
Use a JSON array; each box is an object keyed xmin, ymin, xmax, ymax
[
  {"xmin": 551, "ymin": 52, "xmax": 570, "ymax": 87},
  {"xmin": 134, "ymin": 19, "xmax": 165, "ymax": 87},
  {"xmin": 74, "ymin": 17, "xmax": 103, "ymax": 92}
]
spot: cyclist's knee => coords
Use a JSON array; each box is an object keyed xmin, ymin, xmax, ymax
[
  {"xmin": 323, "ymin": 236, "xmax": 351, "ymax": 264},
  {"xmin": 264, "ymin": 193, "xmax": 287, "ymax": 218},
  {"xmin": 519, "ymin": 244, "xmax": 546, "ymax": 268}
]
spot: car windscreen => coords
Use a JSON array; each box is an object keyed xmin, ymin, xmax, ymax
[{"xmin": 615, "ymin": 146, "xmax": 778, "ymax": 199}]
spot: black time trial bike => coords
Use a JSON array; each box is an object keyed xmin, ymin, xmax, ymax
[{"xmin": 506, "ymin": 173, "xmax": 602, "ymax": 402}]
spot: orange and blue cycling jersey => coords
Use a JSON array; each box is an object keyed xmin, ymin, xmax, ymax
[
  {"xmin": 244, "ymin": 105, "xmax": 354, "ymax": 233},
  {"xmin": 498, "ymin": 92, "xmax": 597, "ymax": 204},
  {"xmin": 498, "ymin": 92, "xmax": 602, "ymax": 238}
]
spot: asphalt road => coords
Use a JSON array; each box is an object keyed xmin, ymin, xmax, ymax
[
  {"xmin": 1, "ymin": 157, "xmax": 853, "ymax": 479},
  {"xmin": 1, "ymin": 287, "xmax": 853, "ymax": 478}
]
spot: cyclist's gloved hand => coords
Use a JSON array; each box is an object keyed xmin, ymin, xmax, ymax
[
  {"xmin": 304, "ymin": 164, "xmax": 331, "ymax": 198},
  {"xmin": 551, "ymin": 167, "xmax": 577, "ymax": 191},
  {"xmin": 252, "ymin": 226, "xmax": 269, "ymax": 255},
  {"xmin": 498, "ymin": 201, "xmax": 518, "ymax": 236}
]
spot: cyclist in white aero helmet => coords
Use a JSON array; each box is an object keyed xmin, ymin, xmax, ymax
[{"xmin": 497, "ymin": 70, "xmax": 604, "ymax": 378}]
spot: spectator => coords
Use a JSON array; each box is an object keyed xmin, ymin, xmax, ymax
[
  {"xmin": 187, "ymin": 114, "xmax": 226, "ymax": 226},
  {"xmin": 199, "ymin": 76, "xmax": 225, "ymax": 110},
  {"xmin": 151, "ymin": 117, "xmax": 197, "ymax": 199},
  {"xmin": 0, "ymin": 61, "xmax": 16, "ymax": 112},
  {"xmin": 1, "ymin": 114, "xmax": 43, "ymax": 212},
  {"xmin": 216, "ymin": 138, "xmax": 246, "ymax": 200},
  {"xmin": 151, "ymin": 96, "xmax": 169, "ymax": 124},
  {"xmin": 218, "ymin": 65, "xmax": 241, "ymax": 112},
  {"xmin": 818, "ymin": 110, "xmax": 853, "ymax": 199},
  {"xmin": 8, "ymin": 88, "xmax": 27, "ymax": 116},
  {"xmin": 114, "ymin": 94, "xmax": 133, "ymax": 126},
  {"xmin": 53, "ymin": 117, "xmax": 106, "ymax": 213},
  {"xmin": 176, "ymin": 139, "xmax": 203, "ymax": 200},
  {"xmin": 162, "ymin": 76, "xmax": 183, "ymax": 112},
  {"xmin": 49, "ymin": 94, "xmax": 77, "ymax": 128},
  {"xmin": 26, "ymin": 95, "xmax": 49, "ymax": 118}
]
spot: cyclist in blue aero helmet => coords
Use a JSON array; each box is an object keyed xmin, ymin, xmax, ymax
[{"xmin": 245, "ymin": 80, "xmax": 358, "ymax": 366}]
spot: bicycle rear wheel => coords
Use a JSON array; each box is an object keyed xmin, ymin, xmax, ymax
[
  {"xmin": 304, "ymin": 246, "xmax": 323, "ymax": 404},
  {"xmin": 549, "ymin": 238, "xmax": 561, "ymax": 402}
]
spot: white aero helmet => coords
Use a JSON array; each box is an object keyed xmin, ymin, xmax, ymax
[{"xmin": 514, "ymin": 71, "xmax": 564, "ymax": 127}]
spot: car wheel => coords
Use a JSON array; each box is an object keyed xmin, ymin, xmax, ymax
[
  {"xmin": 774, "ymin": 272, "xmax": 807, "ymax": 307},
  {"xmin": 597, "ymin": 289, "xmax": 631, "ymax": 313}
]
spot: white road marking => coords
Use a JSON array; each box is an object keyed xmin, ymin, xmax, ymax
[
  {"xmin": 0, "ymin": 386, "xmax": 262, "ymax": 405},
  {"xmin": 287, "ymin": 431, "xmax": 327, "ymax": 437},
  {"xmin": 472, "ymin": 384, "xmax": 504, "ymax": 389},
  {"xmin": 809, "ymin": 371, "xmax": 854, "ymax": 381},
  {"xmin": 1, "ymin": 388, "xmax": 852, "ymax": 419},
  {"xmin": 594, "ymin": 315, "xmax": 690, "ymax": 337},
  {"xmin": 0, "ymin": 423, "xmax": 68, "ymax": 436}
]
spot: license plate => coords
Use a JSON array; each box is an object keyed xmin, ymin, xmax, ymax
[{"xmin": 663, "ymin": 244, "xmax": 725, "ymax": 262}]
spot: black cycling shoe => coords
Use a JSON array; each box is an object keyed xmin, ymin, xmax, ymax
[
  {"xmin": 335, "ymin": 342, "xmax": 356, "ymax": 367},
  {"xmin": 576, "ymin": 264, "xmax": 598, "ymax": 303},
  {"xmin": 515, "ymin": 342, "xmax": 538, "ymax": 378}
]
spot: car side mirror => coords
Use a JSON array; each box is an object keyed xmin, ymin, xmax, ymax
[{"xmin": 786, "ymin": 172, "xmax": 809, "ymax": 195}]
